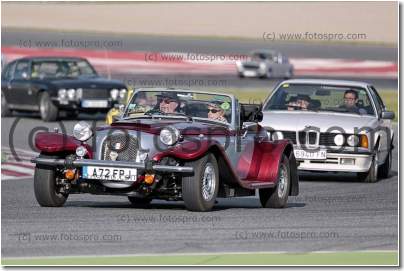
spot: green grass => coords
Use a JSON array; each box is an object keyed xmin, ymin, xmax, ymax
[{"xmin": 2, "ymin": 251, "xmax": 398, "ymax": 266}]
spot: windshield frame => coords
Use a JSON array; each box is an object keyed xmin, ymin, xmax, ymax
[
  {"xmin": 123, "ymin": 89, "xmax": 237, "ymax": 129},
  {"xmin": 263, "ymin": 82, "xmax": 378, "ymax": 117}
]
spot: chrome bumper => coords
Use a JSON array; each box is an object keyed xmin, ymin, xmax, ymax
[
  {"xmin": 296, "ymin": 152, "xmax": 373, "ymax": 173},
  {"xmin": 31, "ymin": 157, "xmax": 194, "ymax": 174}
]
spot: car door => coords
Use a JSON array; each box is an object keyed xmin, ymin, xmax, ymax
[
  {"xmin": 1, "ymin": 60, "xmax": 17, "ymax": 106},
  {"xmin": 7, "ymin": 59, "xmax": 33, "ymax": 109},
  {"xmin": 368, "ymin": 86, "xmax": 391, "ymax": 161}
]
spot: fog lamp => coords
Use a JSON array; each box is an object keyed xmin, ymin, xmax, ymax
[
  {"xmin": 341, "ymin": 158, "xmax": 355, "ymax": 165},
  {"xmin": 144, "ymin": 174, "xmax": 155, "ymax": 185}
]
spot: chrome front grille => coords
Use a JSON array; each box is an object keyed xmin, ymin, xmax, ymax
[{"xmin": 102, "ymin": 133, "xmax": 138, "ymax": 161}]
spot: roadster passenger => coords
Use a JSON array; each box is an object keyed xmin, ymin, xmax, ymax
[{"xmin": 32, "ymin": 89, "xmax": 299, "ymax": 211}]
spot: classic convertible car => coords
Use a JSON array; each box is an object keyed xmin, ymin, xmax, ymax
[
  {"xmin": 31, "ymin": 89, "xmax": 299, "ymax": 211},
  {"xmin": 1, "ymin": 56, "xmax": 127, "ymax": 121},
  {"xmin": 262, "ymin": 79, "xmax": 395, "ymax": 183}
]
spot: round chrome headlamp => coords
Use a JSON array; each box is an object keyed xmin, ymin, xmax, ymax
[
  {"xmin": 333, "ymin": 134, "xmax": 345, "ymax": 146},
  {"xmin": 272, "ymin": 131, "xmax": 284, "ymax": 141},
  {"xmin": 347, "ymin": 135, "xmax": 359, "ymax": 147},
  {"xmin": 110, "ymin": 89, "xmax": 119, "ymax": 100},
  {"xmin": 75, "ymin": 145, "xmax": 87, "ymax": 158},
  {"xmin": 73, "ymin": 121, "xmax": 93, "ymax": 142},
  {"xmin": 159, "ymin": 127, "xmax": 180, "ymax": 146},
  {"xmin": 58, "ymin": 89, "xmax": 67, "ymax": 99},
  {"xmin": 119, "ymin": 89, "xmax": 127, "ymax": 99},
  {"xmin": 67, "ymin": 88, "xmax": 76, "ymax": 100}
]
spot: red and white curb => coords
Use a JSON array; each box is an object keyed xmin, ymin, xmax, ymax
[
  {"xmin": 1, "ymin": 148, "xmax": 37, "ymax": 180},
  {"xmin": 2, "ymin": 46, "xmax": 398, "ymax": 78}
]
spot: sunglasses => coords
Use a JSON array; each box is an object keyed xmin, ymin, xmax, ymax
[{"xmin": 207, "ymin": 108, "xmax": 221, "ymax": 113}]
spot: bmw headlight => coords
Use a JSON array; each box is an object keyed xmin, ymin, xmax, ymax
[
  {"xmin": 347, "ymin": 135, "xmax": 359, "ymax": 147},
  {"xmin": 160, "ymin": 127, "xmax": 180, "ymax": 146},
  {"xmin": 333, "ymin": 134, "xmax": 345, "ymax": 146},
  {"xmin": 110, "ymin": 89, "xmax": 119, "ymax": 100},
  {"xmin": 272, "ymin": 131, "xmax": 284, "ymax": 141},
  {"xmin": 58, "ymin": 89, "xmax": 67, "ymax": 100},
  {"xmin": 67, "ymin": 88, "xmax": 76, "ymax": 100},
  {"xmin": 73, "ymin": 121, "xmax": 93, "ymax": 142},
  {"xmin": 119, "ymin": 89, "xmax": 127, "ymax": 99}
]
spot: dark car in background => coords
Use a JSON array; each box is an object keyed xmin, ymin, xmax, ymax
[{"xmin": 1, "ymin": 56, "xmax": 127, "ymax": 121}]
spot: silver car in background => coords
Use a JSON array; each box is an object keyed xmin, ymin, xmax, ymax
[
  {"xmin": 236, "ymin": 50, "xmax": 294, "ymax": 79},
  {"xmin": 261, "ymin": 79, "xmax": 395, "ymax": 183}
]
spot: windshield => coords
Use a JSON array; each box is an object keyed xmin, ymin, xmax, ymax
[
  {"xmin": 124, "ymin": 91, "xmax": 233, "ymax": 124},
  {"xmin": 31, "ymin": 60, "xmax": 97, "ymax": 79},
  {"xmin": 264, "ymin": 83, "xmax": 375, "ymax": 116}
]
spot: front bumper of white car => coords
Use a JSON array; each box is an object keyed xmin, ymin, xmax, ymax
[{"xmin": 294, "ymin": 148, "xmax": 373, "ymax": 173}]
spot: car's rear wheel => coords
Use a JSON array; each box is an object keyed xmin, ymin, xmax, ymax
[
  {"xmin": 128, "ymin": 197, "xmax": 152, "ymax": 207},
  {"xmin": 284, "ymin": 68, "xmax": 294, "ymax": 79},
  {"xmin": 34, "ymin": 163, "xmax": 68, "ymax": 207},
  {"xmin": 1, "ymin": 91, "xmax": 11, "ymax": 117},
  {"xmin": 259, "ymin": 154, "xmax": 290, "ymax": 208},
  {"xmin": 39, "ymin": 92, "xmax": 59, "ymax": 122},
  {"xmin": 378, "ymin": 148, "xmax": 392, "ymax": 179},
  {"xmin": 357, "ymin": 152, "xmax": 378, "ymax": 183},
  {"xmin": 182, "ymin": 153, "xmax": 219, "ymax": 212}
]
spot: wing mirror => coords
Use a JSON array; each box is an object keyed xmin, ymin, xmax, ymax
[
  {"xmin": 254, "ymin": 111, "xmax": 263, "ymax": 122},
  {"xmin": 381, "ymin": 111, "xmax": 395, "ymax": 120}
]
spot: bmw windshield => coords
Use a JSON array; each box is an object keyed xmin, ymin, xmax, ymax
[{"xmin": 264, "ymin": 83, "xmax": 375, "ymax": 116}]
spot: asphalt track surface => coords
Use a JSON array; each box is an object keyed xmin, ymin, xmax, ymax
[
  {"xmin": 1, "ymin": 116, "xmax": 398, "ymax": 258},
  {"xmin": 1, "ymin": 29, "xmax": 398, "ymax": 90}
]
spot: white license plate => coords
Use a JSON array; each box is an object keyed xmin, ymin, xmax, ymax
[
  {"xmin": 244, "ymin": 71, "xmax": 258, "ymax": 77},
  {"xmin": 81, "ymin": 100, "xmax": 108, "ymax": 108},
  {"xmin": 294, "ymin": 149, "xmax": 327, "ymax": 160},
  {"xmin": 82, "ymin": 166, "xmax": 137, "ymax": 182}
]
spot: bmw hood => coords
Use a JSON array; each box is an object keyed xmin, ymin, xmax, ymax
[{"xmin": 261, "ymin": 110, "xmax": 378, "ymax": 134}]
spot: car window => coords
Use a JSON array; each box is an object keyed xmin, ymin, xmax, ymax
[
  {"xmin": 31, "ymin": 59, "xmax": 97, "ymax": 79},
  {"xmin": 264, "ymin": 83, "xmax": 375, "ymax": 116},
  {"xmin": 14, "ymin": 60, "xmax": 30, "ymax": 79},
  {"xmin": 2, "ymin": 61, "xmax": 16, "ymax": 80}
]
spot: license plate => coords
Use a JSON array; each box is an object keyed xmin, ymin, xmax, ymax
[
  {"xmin": 294, "ymin": 149, "xmax": 327, "ymax": 160},
  {"xmin": 81, "ymin": 100, "xmax": 108, "ymax": 108},
  {"xmin": 82, "ymin": 166, "xmax": 137, "ymax": 182},
  {"xmin": 244, "ymin": 71, "xmax": 257, "ymax": 77}
]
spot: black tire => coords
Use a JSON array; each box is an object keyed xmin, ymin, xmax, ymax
[
  {"xmin": 1, "ymin": 91, "xmax": 11, "ymax": 117},
  {"xmin": 284, "ymin": 69, "xmax": 294, "ymax": 79},
  {"xmin": 39, "ymin": 92, "xmax": 58, "ymax": 122},
  {"xmin": 378, "ymin": 148, "xmax": 392, "ymax": 179},
  {"xmin": 182, "ymin": 153, "xmax": 219, "ymax": 212},
  {"xmin": 238, "ymin": 72, "xmax": 245, "ymax": 78},
  {"xmin": 259, "ymin": 154, "xmax": 290, "ymax": 208},
  {"xmin": 357, "ymin": 153, "xmax": 378, "ymax": 183},
  {"xmin": 34, "ymin": 164, "xmax": 68, "ymax": 207},
  {"xmin": 128, "ymin": 197, "xmax": 152, "ymax": 207}
]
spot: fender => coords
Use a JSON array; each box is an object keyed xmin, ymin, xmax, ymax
[{"xmin": 35, "ymin": 132, "xmax": 93, "ymax": 158}]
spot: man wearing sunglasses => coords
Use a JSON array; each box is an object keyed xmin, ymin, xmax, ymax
[
  {"xmin": 156, "ymin": 92, "xmax": 180, "ymax": 114},
  {"xmin": 207, "ymin": 101, "xmax": 228, "ymax": 123}
]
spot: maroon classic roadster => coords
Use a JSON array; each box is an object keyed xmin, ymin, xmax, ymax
[{"xmin": 32, "ymin": 89, "xmax": 299, "ymax": 211}]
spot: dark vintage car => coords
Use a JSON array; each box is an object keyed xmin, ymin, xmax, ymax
[
  {"xmin": 1, "ymin": 56, "xmax": 127, "ymax": 121},
  {"xmin": 31, "ymin": 89, "xmax": 299, "ymax": 211}
]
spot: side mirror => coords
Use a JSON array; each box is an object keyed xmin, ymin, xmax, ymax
[
  {"xmin": 254, "ymin": 111, "xmax": 263, "ymax": 122},
  {"xmin": 381, "ymin": 111, "xmax": 395, "ymax": 120}
]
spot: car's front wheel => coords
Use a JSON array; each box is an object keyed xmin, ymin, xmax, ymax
[
  {"xmin": 378, "ymin": 148, "xmax": 392, "ymax": 179},
  {"xmin": 259, "ymin": 154, "xmax": 290, "ymax": 208},
  {"xmin": 39, "ymin": 92, "xmax": 59, "ymax": 122},
  {"xmin": 34, "ymin": 163, "xmax": 68, "ymax": 207},
  {"xmin": 357, "ymin": 153, "xmax": 378, "ymax": 183},
  {"xmin": 182, "ymin": 153, "xmax": 219, "ymax": 212}
]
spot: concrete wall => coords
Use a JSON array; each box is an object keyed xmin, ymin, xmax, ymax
[{"xmin": 2, "ymin": 2, "xmax": 398, "ymax": 44}]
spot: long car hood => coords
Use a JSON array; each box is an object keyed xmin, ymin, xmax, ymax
[
  {"xmin": 98, "ymin": 119, "xmax": 232, "ymax": 135},
  {"xmin": 261, "ymin": 111, "xmax": 377, "ymax": 134},
  {"xmin": 45, "ymin": 76, "xmax": 125, "ymax": 89}
]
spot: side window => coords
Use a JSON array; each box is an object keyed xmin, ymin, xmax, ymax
[
  {"xmin": 2, "ymin": 61, "xmax": 16, "ymax": 80},
  {"xmin": 370, "ymin": 86, "xmax": 386, "ymax": 110},
  {"xmin": 14, "ymin": 60, "xmax": 30, "ymax": 79},
  {"xmin": 368, "ymin": 87, "xmax": 383, "ymax": 116}
]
